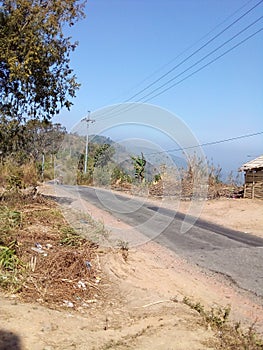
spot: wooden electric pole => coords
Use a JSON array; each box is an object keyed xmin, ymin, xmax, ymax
[{"xmin": 81, "ymin": 111, "xmax": 95, "ymax": 174}]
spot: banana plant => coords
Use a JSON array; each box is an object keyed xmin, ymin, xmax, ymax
[{"xmin": 131, "ymin": 153, "xmax": 146, "ymax": 182}]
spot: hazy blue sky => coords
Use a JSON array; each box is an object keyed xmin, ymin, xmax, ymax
[{"xmin": 55, "ymin": 0, "xmax": 263, "ymax": 174}]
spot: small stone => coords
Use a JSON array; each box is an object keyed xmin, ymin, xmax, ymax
[{"xmin": 63, "ymin": 300, "xmax": 74, "ymax": 308}]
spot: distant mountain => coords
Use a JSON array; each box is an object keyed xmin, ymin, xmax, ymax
[
  {"xmin": 63, "ymin": 133, "xmax": 188, "ymax": 181},
  {"xmin": 89, "ymin": 134, "xmax": 114, "ymax": 145},
  {"xmin": 106, "ymin": 142, "xmax": 188, "ymax": 181}
]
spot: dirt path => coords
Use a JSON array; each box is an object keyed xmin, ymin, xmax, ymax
[
  {"xmin": 1, "ymin": 185, "xmax": 262, "ymax": 349},
  {"xmin": 1, "ymin": 241, "xmax": 263, "ymax": 349}
]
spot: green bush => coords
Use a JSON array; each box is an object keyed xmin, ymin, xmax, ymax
[
  {"xmin": 0, "ymin": 243, "xmax": 20, "ymax": 271},
  {"xmin": 0, "ymin": 206, "xmax": 21, "ymax": 245}
]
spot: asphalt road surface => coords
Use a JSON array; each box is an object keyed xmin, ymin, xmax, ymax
[{"xmin": 60, "ymin": 185, "xmax": 263, "ymax": 299}]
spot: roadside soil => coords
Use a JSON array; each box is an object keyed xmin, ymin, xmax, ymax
[
  {"xmin": 172, "ymin": 197, "xmax": 263, "ymax": 238},
  {"xmin": 0, "ymin": 184, "xmax": 262, "ymax": 349},
  {"xmin": 110, "ymin": 187, "xmax": 263, "ymax": 238}
]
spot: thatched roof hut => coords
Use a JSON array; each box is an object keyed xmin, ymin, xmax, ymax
[{"xmin": 240, "ymin": 155, "xmax": 263, "ymax": 199}]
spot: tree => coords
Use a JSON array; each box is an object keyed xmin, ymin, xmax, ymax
[
  {"xmin": 0, "ymin": 114, "xmax": 24, "ymax": 162},
  {"xmin": 94, "ymin": 144, "xmax": 114, "ymax": 168},
  {"xmin": 0, "ymin": 114, "xmax": 66, "ymax": 163},
  {"xmin": 0, "ymin": 0, "xmax": 86, "ymax": 121},
  {"xmin": 23, "ymin": 120, "xmax": 66, "ymax": 161},
  {"xmin": 131, "ymin": 153, "xmax": 146, "ymax": 182}
]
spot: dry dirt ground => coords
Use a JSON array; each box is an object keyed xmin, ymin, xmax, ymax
[
  {"xmin": 176, "ymin": 198, "xmax": 263, "ymax": 238},
  {"xmin": 0, "ymin": 185, "xmax": 262, "ymax": 350}
]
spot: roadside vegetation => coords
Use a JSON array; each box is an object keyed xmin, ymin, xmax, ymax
[
  {"xmin": 0, "ymin": 190, "xmax": 107, "ymax": 309},
  {"xmin": 54, "ymin": 131, "xmax": 243, "ymax": 199},
  {"xmin": 183, "ymin": 297, "xmax": 263, "ymax": 350},
  {"xmin": 1, "ymin": 189, "xmax": 262, "ymax": 349},
  {"xmin": 0, "ymin": 3, "xmax": 253, "ymax": 347}
]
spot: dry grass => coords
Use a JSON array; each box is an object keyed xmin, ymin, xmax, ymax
[
  {"xmin": 0, "ymin": 160, "xmax": 38, "ymax": 189},
  {"xmin": 0, "ymin": 192, "xmax": 106, "ymax": 309},
  {"xmin": 183, "ymin": 297, "xmax": 263, "ymax": 350}
]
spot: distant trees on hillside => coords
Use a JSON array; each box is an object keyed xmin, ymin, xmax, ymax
[{"xmin": 0, "ymin": 118, "xmax": 66, "ymax": 163}]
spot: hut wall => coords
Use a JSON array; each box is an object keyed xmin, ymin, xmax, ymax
[{"xmin": 244, "ymin": 170, "xmax": 263, "ymax": 199}]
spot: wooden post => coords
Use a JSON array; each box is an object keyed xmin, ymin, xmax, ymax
[
  {"xmin": 244, "ymin": 171, "xmax": 247, "ymax": 198},
  {"xmin": 252, "ymin": 171, "xmax": 255, "ymax": 199}
]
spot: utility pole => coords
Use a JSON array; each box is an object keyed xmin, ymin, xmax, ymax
[{"xmin": 81, "ymin": 111, "xmax": 95, "ymax": 174}]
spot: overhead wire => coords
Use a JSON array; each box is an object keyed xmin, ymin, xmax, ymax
[
  {"xmin": 144, "ymin": 131, "xmax": 263, "ymax": 156},
  {"xmin": 102, "ymin": 0, "xmax": 255, "ymax": 106},
  {"xmin": 123, "ymin": 0, "xmax": 263, "ymax": 102},
  {"xmin": 96, "ymin": 25, "xmax": 263, "ymax": 122},
  {"xmin": 114, "ymin": 0, "xmax": 253, "ymax": 100},
  {"xmin": 94, "ymin": 0, "xmax": 263, "ymax": 121},
  {"xmin": 142, "ymin": 26, "xmax": 263, "ymax": 103}
]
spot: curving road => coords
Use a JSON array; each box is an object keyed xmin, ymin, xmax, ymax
[{"xmin": 60, "ymin": 185, "xmax": 263, "ymax": 299}]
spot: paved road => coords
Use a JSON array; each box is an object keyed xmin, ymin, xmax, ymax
[{"xmin": 60, "ymin": 185, "xmax": 263, "ymax": 299}]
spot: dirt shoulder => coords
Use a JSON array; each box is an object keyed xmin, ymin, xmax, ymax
[
  {"xmin": 1, "ymin": 185, "xmax": 263, "ymax": 349},
  {"xmin": 109, "ymin": 188, "xmax": 263, "ymax": 238},
  {"xmin": 174, "ymin": 197, "xmax": 263, "ymax": 238},
  {"xmin": 1, "ymin": 240, "xmax": 263, "ymax": 350}
]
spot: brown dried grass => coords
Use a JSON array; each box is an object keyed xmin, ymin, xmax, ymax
[
  {"xmin": 22, "ymin": 243, "xmax": 100, "ymax": 307},
  {"xmin": 0, "ymin": 193, "xmax": 104, "ymax": 309}
]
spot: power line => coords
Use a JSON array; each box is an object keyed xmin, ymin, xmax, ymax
[
  {"xmin": 96, "ymin": 26, "xmax": 263, "ymax": 122},
  {"xmin": 94, "ymin": 0, "xmax": 263, "ymax": 121},
  {"xmin": 124, "ymin": 0, "xmax": 263, "ymax": 103},
  {"xmin": 145, "ymin": 131, "xmax": 263, "ymax": 156},
  {"xmin": 102, "ymin": 0, "xmax": 255, "ymax": 107},
  {"xmin": 137, "ymin": 16, "xmax": 262, "ymax": 103},
  {"xmin": 119, "ymin": 0, "xmax": 256, "ymax": 99},
  {"xmin": 142, "ymin": 27, "xmax": 263, "ymax": 103}
]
